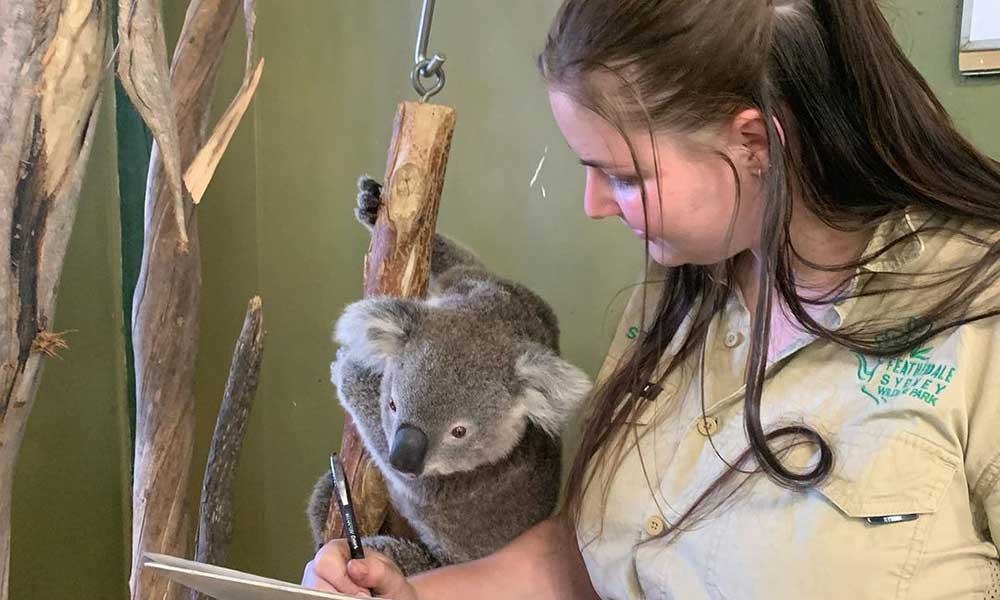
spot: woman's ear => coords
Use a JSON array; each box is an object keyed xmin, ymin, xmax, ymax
[{"xmin": 729, "ymin": 108, "xmax": 785, "ymax": 176}]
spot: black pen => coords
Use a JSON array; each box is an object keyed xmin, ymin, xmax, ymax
[{"xmin": 330, "ymin": 453, "xmax": 366, "ymax": 560}]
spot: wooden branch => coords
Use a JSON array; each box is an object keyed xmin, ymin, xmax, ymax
[
  {"xmin": 0, "ymin": 2, "xmax": 107, "ymax": 599},
  {"xmin": 116, "ymin": 0, "xmax": 188, "ymax": 248},
  {"xmin": 128, "ymin": 0, "xmax": 253, "ymax": 598},
  {"xmin": 192, "ymin": 297, "xmax": 264, "ymax": 600},
  {"xmin": 184, "ymin": 57, "xmax": 264, "ymax": 204},
  {"xmin": 325, "ymin": 101, "xmax": 456, "ymax": 542}
]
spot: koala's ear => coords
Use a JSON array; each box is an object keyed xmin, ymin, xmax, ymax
[
  {"xmin": 514, "ymin": 344, "xmax": 592, "ymax": 437},
  {"xmin": 334, "ymin": 297, "xmax": 423, "ymax": 369}
]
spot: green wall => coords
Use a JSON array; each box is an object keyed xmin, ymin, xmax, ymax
[
  {"xmin": 11, "ymin": 1, "xmax": 1000, "ymax": 597},
  {"xmin": 887, "ymin": 3, "xmax": 1000, "ymax": 156}
]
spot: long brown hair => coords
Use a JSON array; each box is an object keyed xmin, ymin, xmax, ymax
[{"xmin": 539, "ymin": 0, "xmax": 1000, "ymax": 534}]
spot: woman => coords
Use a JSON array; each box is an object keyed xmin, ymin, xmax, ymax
[{"xmin": 304, "ymin": 0, "xmax": 1000, "ymax": 597}]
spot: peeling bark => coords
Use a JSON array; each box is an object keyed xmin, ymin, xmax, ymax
[{"xmin": 0, "ymin": 2, "xmax": 108, "ymax": 599}]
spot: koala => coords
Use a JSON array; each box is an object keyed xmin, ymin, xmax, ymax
[{"xmin": 307, "ymin": 176, "xmax": 592, "ymax": 576}]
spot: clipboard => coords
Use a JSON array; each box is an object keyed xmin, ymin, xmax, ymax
[{"xmin": 142, "ymin": 553, "xmax": 385, "ymax": 600}]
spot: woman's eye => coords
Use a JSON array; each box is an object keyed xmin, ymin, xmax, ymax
[
  {"xmin": 450, "ymin": 426, "xmax": 467, "ymax": 439},
  {"xmin": 607, "ymin": 173, "xmax": 641, "ymax": 190}
]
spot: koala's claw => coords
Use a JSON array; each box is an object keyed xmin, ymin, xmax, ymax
[{"xmin": 356, "ymin": 176, "xmax": 383, "ymax": 229}]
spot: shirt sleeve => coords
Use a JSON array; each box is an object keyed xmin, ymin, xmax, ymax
[{"xmin": 963, "ymin": 313, "xmax": 1000, "ymax": 545}]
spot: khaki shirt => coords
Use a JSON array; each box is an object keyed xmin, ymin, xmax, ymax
[{"xmin": 577, "ymin": 213, "xmax": 1000, "ymax": 599}]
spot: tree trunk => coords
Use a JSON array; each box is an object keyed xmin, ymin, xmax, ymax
[
  {"xmin": 126, "ymin": 1, "xmax": 244, "ymax": 598},
  {"xmin": 0, "ymin": 2, "xmax": 108, "ymax": 599}
]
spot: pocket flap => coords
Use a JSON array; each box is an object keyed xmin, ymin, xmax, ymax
[{"xmin": 816, "ymin": 431, "xmax": 961, "ymax": 518}]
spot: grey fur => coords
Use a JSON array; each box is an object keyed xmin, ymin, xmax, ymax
[{"xmin": 306, "ymin": 177, "xmax": 592, "ymax": 575}]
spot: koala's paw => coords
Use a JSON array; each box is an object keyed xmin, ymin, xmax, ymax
[
  {"xmin": 362, "ymin": 535, "xmax": 441, "ymax": 577},
  {"xmin": 305, "ymin": 470, "xmax": 335, "ymax": 548},
  {"xmin": 355, "ymin": 175, "xmax": 383, "ymax": 230}
]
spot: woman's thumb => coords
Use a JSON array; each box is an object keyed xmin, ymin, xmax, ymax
[{"xmin": 347, "ymin": 557, "xmax": 410, "ymax": 599}]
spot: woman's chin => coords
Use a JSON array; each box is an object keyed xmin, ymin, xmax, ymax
[
  {"xmin": 647, "ymin": 240, "xmax": 720, "ymax": 268},
  {"xmin": 647, "ymin": 240, "xmax": 686, "ymax": 267}
]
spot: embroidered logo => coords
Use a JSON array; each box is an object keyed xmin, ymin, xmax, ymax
[{"xmin": 854, "ymin": 319, "xmax": 956, "ymax": 406}]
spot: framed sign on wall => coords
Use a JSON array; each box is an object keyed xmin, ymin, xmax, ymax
[{"xmin": 960, "ymin": 0, "xmax": 1000, "ymax": 75}]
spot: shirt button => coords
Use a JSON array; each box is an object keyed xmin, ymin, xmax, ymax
[
  {"xmin": 645, "ymin": 515, "xmax": 666, "ymax": 537},
  {"xmin": 696, "ymin": 416, "xmax": 720, "ymax": 436},
  {"xmin": 724, "ymin": 331, "xmax": 744, "ymax": 348}
]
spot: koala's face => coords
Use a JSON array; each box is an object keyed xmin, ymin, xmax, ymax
[
  {"xmin": 379, "ymin": 332, "xmax": 528, "ymax": 477},
  {"xmin": 335, "ymin": 297, "xmax": 592, "ymax": 479}
]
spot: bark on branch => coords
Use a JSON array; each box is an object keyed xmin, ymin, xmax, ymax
[
  {"xmin": 0, "ymin": 2, "xmax": 108, "ymax": 599},
  {"xmin": 192, "ymin": 297, "xmax": 264, "ymax": 600}
]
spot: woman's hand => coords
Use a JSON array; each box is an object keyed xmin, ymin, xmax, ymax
[{"xmin": 302, "ymin": 539, "xmax": 418, "ymax": 600}]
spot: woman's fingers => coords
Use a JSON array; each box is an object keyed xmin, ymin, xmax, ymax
[
  {"xmin": 347, "ymin": 555, "xmax": 417, "ymax": 600},
  {"xmin": 302, "ymin": 540, "xmax": 373, "ymax": 597}
]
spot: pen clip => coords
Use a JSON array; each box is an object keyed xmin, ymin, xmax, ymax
[
  {"xmin": 330, "ymin": 453, "xmax": 350, "ymax": 507},
  {"xmin": 865, "ymin": 513, "xmax": 919, "ymax": 525}
]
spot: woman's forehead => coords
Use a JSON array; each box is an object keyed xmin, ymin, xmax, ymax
[{"xmin": 548, "ymin": 89, "xmax": 639, "ymax": 165}]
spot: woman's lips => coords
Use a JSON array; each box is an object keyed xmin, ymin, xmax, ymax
[{"xmin": 617, "ymin": 218, "xmax": 647, "ymax": 239}]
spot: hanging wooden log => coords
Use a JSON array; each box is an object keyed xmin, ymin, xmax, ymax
[
  {"xmin": 125, "ymin": 0, "xmax": 260, "ymax": 598},
  {"xmin": 192, "ymin": 297, "xmax": 264, "ymax": 600},
  {"xmin": 0, "ymin": 2, "xmax": 108, "ymax": 599},
  {"xmin": 324, "ymin": 101, "xmax": 457, "ymax": 543}
]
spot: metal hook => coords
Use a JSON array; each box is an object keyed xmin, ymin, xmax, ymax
[{"xmin": 411, "ymin": 0, "xmax": 446, "ymax": 101}]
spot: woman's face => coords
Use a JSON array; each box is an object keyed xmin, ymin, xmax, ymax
[{"xmin": 548, "ymin": 89, "xmax": 766, "ymax": 267}]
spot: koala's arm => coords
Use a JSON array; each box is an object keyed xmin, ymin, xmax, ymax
[
  {"xmin": 362, "ymin": 535, "xmax": 441, "ymax": 577},
  {"xmin": 306, "ymin": 470, "xmax": 335, "ymax": 548},
  {"xmin": 430, "ymin": 233, "xmax": 487, "ymax": 278},
  {"xmin": 308, "ymin": 352, "xmax": 387, "ymax": 547},
  {"xmin": 355, "ymin": 176, "xmax": 487, "ymax": 282},
  {"xmin": 330, "ymin": 348, "xmax": 389, "ymax": 458}
]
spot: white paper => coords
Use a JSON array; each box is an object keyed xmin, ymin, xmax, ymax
[
  {"xmin": 143, "ymin": 553, "xmax": 384, "ymax": 600},
  {"xmin": 970, "ymin": 0, "xmax": 1000, "ymax": 42}
]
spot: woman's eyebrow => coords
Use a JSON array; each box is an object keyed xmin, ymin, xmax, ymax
[{"xmin": 579, "ymin": 158, "xmax": 633, "ymax": 171}]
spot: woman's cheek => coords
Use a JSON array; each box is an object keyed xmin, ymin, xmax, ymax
[{"xmin": 616, "ymin": 186, "xmax": 653, "ymax": 221}]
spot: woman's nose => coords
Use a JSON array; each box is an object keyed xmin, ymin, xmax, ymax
[{"xmin": 583, "ymin": 169, "xmax": 622, "ymax": 220}]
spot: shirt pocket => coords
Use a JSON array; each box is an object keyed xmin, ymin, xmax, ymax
[
  {"xmin": 812, "ymin": 431, "xmax": 961, "ymax": 597},
  {"xmin": 705, "ymin": 430, "xmax": 961, "ymax": 600},
  {"xmin": 818, "ymin": 430, "xmax": 960, "ymax": 520}
]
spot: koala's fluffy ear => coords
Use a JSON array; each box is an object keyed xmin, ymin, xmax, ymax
[
  {"xmin": 334, "ymin": 297, "xmax": 423, "ymax": 370},
  {"xmin": 514, "ymin": 344, "xmax": 593, "ymax": 437}
]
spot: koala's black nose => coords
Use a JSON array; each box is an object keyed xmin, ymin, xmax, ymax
[{"xmin": 389, "ymin": 425, "xmax": 428, "ymax": 475}]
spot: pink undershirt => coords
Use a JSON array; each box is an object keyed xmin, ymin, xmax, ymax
[{"xmin": 766, "ymin": 291, "xmax": 835, "ymax": 364}]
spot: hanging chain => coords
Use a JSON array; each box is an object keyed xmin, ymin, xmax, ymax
[{"xmin": 411, "ymin": 0, "xmax": 446, "ymax": 101}]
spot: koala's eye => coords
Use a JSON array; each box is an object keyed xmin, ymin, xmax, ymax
[
  {"xmin": 450, "ymin": 426, "xmax": 467, "ymax": 439},
  {"xmin": 388, "ymin": 398, "xmax": 397, "ymax": 412}
]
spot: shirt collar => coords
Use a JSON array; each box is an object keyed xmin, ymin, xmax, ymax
[
  {"xmin": 857, "ymin": 208, "xmax": 926, "ymax": 274},
  {"xmin": 831, "ymin": 208, "xmax": 927, "ymax": 328}
]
